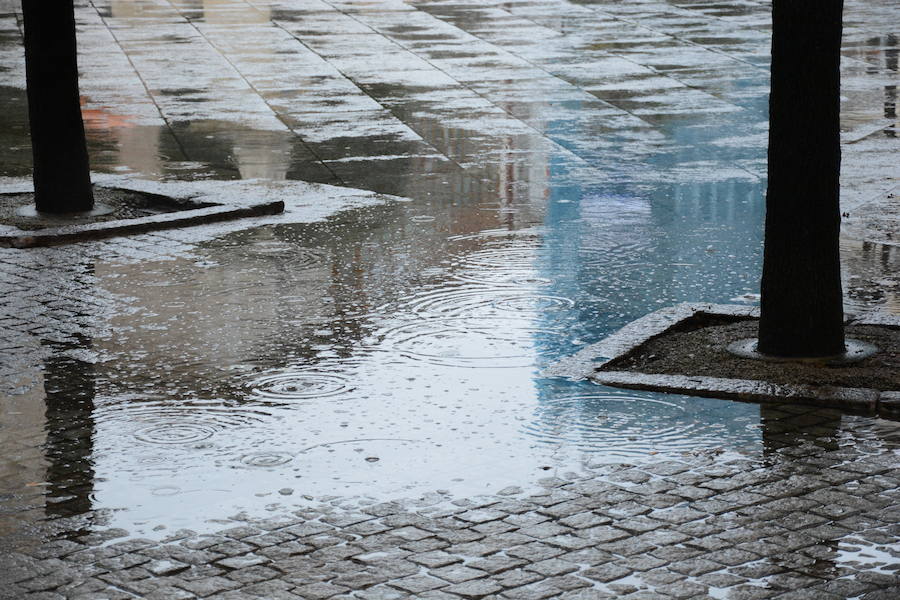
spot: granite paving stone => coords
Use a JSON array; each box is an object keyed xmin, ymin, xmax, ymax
[
  {"xmin": 389, "ymin": 574, "xmax": 449, "ymax": 594},
  {"xmin": 446, "ymin": 540, "xmax": 503, "ymax": 557},
  {"xmin": 577, "ymin": 525, "xmax": 630, "ymax": 543},
  {"xmin": 516, "ymin": 521, "xmax": 570, "ymax": 540},
  {"xmin": 581, "ymin": 563, "xmax": 634, "ymax": 583},
  {"xmin": 224, "ymin": 565, "xmax": 280, "ymax": 584},
  {"xmin": 558, "ymin": 590, "xmax": 616, "ymax": 600},
  {"xmin": 443, "ymin": 578, "xmax": 504, "ymax": 598},
  {"xmin": 429, "ymin": 564, "xmax": 486, "ymax": 584},
  {"xmin": 408, "ymin": 551, "xmax": 462, "ymax": 569},
  {"xmin": 241, "ymin": 579, "xmax": 297, "ymax": 597},
  {"xmin": 523, "ymin": 557, "xmax": 579, "ymax": 577},
  {"xmin": 543, "ymin": 534, "xmax": 596, "ymax": 550},
  {"xmin": 400, "ymin": 538, "xmax": 450, "ymax": 553},
  {"xmin": 351, "ymin": 586, "xmax": 407, "ymax": 600},
  {"xmin": 500, "ymin": 581, "xmax": 568, "ymax": 600},
  {"xmin": 493, "ymin": 568, "xmax": 543, "ymax": 589},
  {"xmin": 505, "ymin": 542, "xmax": 566, "ymax": 562},
  {"xmin": 656, "ymin": 580, "xmax": 710, "ymax": 599},
  {"xmin": 173, "ymin": 575, "xmax": 241, "ymax": 597},
  {"xmin": 564, "ymin": 547, "xmax": 615, "ymax": 566}
]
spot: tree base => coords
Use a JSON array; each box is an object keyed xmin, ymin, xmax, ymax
[
  {"xmin": 16, "ymin": 203, "xmax": 114, "ymax": 219},
  {"xmin": 543, "ymin": 303, "xmax": 900, "ymax": 416},
  {"xmin": 727, "ymin": 338, "xmax": 878, "ymax": 365},
  {"xmin": 0, "ymin": 181, "xmax": 284, "ymax": 248}
]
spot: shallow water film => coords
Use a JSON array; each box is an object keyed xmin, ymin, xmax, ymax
[{"xmin": 1, "ymin": 0, "xmax": 899, "ymax": 559}]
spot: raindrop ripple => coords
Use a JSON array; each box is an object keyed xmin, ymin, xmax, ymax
[{"xmin": 248, "ymin": 371, "xmax": 354, "ymax": 401}]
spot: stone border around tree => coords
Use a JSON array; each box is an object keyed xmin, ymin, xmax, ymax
[
  {"xmin": 0, "ymin": 181, "xmax": 284, "ymax": 248},
  {"xmin": 577, "ymin": 303, "xmax": 900, "ymax": 416}
]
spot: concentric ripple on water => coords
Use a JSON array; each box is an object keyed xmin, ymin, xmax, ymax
[
  {"xmin": 216, "ymin": 239, "xmax": 327, "ymax": 270},
  {"xmin": 377, "ymin": 317, "xmax": 567, "ymax": 368},
  {"xmin": 134, "ymin": 423, "xmax": 218, "ymax": 445},
  {"xmin": 446, "ymin": 232, "xmax": 546, "ymax": 286},
  {"xmin": 451, "ymin": 272, "xmax": 554, "ymax": 287},
  {"xmin": 522, "ymin": 394, "xmax": 732, "ymax": 456},
  {"xmin": 446, "ymin": 227, "xmax": 544, "ymax": 243},
  {"xmin": 94, "ymin": 397, "xmax": 268, "ymax": 447},
  {"xmin": 453, "ymin": 246, "xmax": 541, "ymax": 270},
  {"xmin": 239, "ymin": 451, "xmax": 294, "ymax": 468},
  {"xmin": 491, "ymin": 294, "xmax": 574, "ymax": 313},
  {"xmin": 400, "ymin": 286, "xmax": 575, "ymax": 318},
  {"xmin": 247, "ymin": 370, "xmax": 354, "ymax": 401}
]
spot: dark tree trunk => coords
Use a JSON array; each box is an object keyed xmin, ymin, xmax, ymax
[
  {"xmin": 757, "ymin": 0, "xmax": 845, "ymax": 357},
  {"xmin": 22, "ymin": 0, "xmax": 94, "ymax": 213}
]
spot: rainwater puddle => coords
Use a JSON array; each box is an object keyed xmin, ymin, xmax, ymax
[{"xmin": 4, "ymin": 181, "xmax": 781, "ymax": 535}]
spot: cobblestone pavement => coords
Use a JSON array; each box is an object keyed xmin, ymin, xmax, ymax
[
  {"xmin": 3, "ymin": 405, "xmax": 900, "ymax": 599},
  {"xmin": 2, "ymin": 0, "xmax": 900, "ymax": 598}
]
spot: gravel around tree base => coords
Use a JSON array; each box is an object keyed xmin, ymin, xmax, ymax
[
  {"xmin": 0, "ymin": 187, "xmax": 195, "ymax": 230},
  {"xmin": 604, "ymin": 318, "xmax": 900, "ymax": 391}
]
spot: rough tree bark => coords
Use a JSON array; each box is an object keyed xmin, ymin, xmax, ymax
[
  {"xmin": 22, "ymin": 0, "xmax": 94, "ymax": 213},
  {"xmin": 757, "ymin": 0, "xmax": 845, "ymax": 357}
]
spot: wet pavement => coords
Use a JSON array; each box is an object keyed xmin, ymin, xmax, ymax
[{"xmin": 1, "ymin": 0, "xmax": 900, "ymax": 598}]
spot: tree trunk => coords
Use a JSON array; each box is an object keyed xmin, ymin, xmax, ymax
[
  {"xmin": 757, "ymin": 0, "xmax": 845, "ymax": 357},
  {"xmin": 22, "ymin": 0, "xmax": 94, "ymax": 213}
]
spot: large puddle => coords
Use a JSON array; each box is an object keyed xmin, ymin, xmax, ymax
[
  {"xmin": 1, "ymin": 0, "xmax": 898, "ymax": 539},
  {"xmin": 77, "ymin": 190, "xmax": 772, "ymax": 534}
]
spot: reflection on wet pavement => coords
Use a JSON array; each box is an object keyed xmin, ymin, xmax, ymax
[{"xmin": 0, "ymin": 0, "xmax": 898, "ymax": 554}]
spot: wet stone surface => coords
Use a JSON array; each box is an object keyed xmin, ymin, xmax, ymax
[
  {"xmin": 2, "ymin": 410, "xmax": 900, "ymax": 599},
  {"xmin": 1, "ymin": 0, "xmax": 900, "ymax": 597}
]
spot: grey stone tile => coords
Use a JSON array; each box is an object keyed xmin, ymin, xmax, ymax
[
  {"xmin": 409, "ymin": 551, "xmax": 462, "ymax": 569},
  {"xmin": 505, "ymin": 542, "xmax": 565, "ymax": 562},
  {"xmin": 494, "ymin": 568, "xmax": 543, "ymax": 589},
  {"xmin": 444, "ymin": 578, "xmax": 504, "ymax": 598},
  {"xmin": 429, "ymin": 564, "xmax": 485, "ymax": 584},
  {"xmin": 581, "ymin": 563, "xmax": 633, "ymax": 583},
  {"xmin": 655, "ymin": 580, "xmax": 710, "ymax": 599},
  {"xmin": 174, "ymin": 575, "xmax": 241, "ymax": 597},
  {"xmin": 524, "ymin": 557, "xmax": 579, "ymax": 577},
  {"xmin": 291, "ymin": 582, "xmax": 351, "ymax": 599},
  {"xmin": 389, "ymin": 574, "xmax": 448, "ymax": 594}
]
